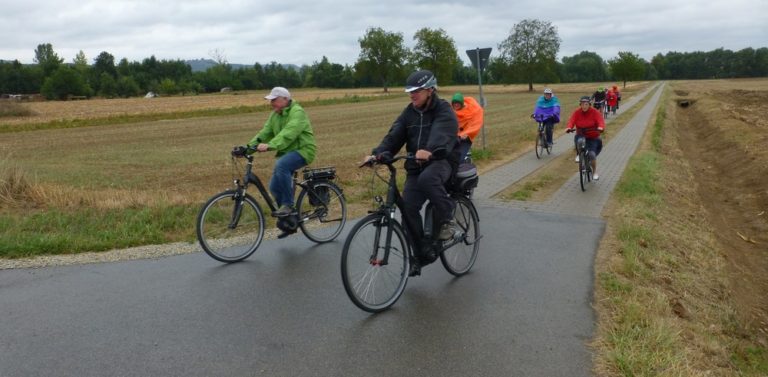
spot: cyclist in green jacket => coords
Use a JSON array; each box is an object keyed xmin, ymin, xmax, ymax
[{"xmin": 234, "ymin": 87, "xmax": 317, "ymax": 222}]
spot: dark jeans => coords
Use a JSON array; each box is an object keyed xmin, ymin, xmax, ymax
[
  {"xmin": 543, "ymin": 120, "xmax": 556, "ymax": 144},
  {"xmin": 458, "ymin": 139, "xmax": 472, "ymax": 162},
  {"xmin": 401, "ymin": 159, "xmax": 454, "ymax": 255}
]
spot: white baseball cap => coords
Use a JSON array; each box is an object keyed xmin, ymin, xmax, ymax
[{"xmin": 265, "ymin": 87, "xmax": 291, "ymax": 100}]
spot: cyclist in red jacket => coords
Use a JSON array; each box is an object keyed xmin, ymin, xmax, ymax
[
  {"xmin": 606, "ymin": 89, "xmax": 618, "ymax": 115},
  {"xmin": 566, "ymin": 96, "xmax": 606, "ymax": 180}
]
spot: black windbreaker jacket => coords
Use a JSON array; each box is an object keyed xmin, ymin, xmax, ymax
[{"xmin": 372, "ymin": 92, "xmax": 460, "ymax": 173}]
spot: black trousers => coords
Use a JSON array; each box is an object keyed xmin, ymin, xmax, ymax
[{"xmin": 401, "ymin": 159, "xmax": 455, "ymax": 254}]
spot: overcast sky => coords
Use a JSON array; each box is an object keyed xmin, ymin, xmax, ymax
[{"xmin": 2, "ymin": 0, "xmax": 766, "ymax": 67}]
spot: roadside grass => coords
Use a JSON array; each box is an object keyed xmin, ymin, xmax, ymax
[
  {"xmin": 0, "ymin": 205, "xmax": 198, "ymax": 258},
  {"xmin": 0, "ymin": 82, "xmax": 650, "ymax": 258},
  {"xmin": 592, "ymin": 86, "xmax": 768, "ymax": 375},
  {"xmin": 508, "ymin": 174, "xmax": 555, "ymax": 200}
]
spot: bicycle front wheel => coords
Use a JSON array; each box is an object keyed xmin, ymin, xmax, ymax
[
  {"xmin": 297, "ymin": 181, "xmax": 347, "ymax": 243},
  {"xmin": 196, "ymin": 190, "xmax": 265, "ymax": 262},
  {"xmin": 535, "ymin": 131, "xmax": 544, "ymax": 159},
  {"xmin": 341, "ymin": 214, "xmax": 409, "ymax": 313},
  {"xmin": 441, "ymin": 197, "xmax": 480, "ymax": 276},
  {"xmin": 579, "ymin": 152, "xmax": 587, "ymax": 192}
]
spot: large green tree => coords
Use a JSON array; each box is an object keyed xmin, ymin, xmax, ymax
[
  {"xmin": 33, "ymin": 43, "xmax": 63, "ymax": 78},
  {"xmin": 356, "ymin": 27, "xmax": 408, "ymax": 92},
  {"xmin": 411, "ymin": 28, "xmax": 460, "ymax": 85},
  {"xmin": 498, "ymin": 19, "xmax": 561, "ymax": 91},
  {"xmin": 608, "ymin": 51, "xmax": 646, "ymax": 87}
]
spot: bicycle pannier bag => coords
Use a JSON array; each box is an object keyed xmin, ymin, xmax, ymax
[
  {"xmin": 309, "ymin": 183, "xmax": 330, "ymax": 206},
  {"xmin": 454, "ymin": 162, "xmax": 479, "ymax": 192}
]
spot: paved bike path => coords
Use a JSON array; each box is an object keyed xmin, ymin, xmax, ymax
[
  {"xmin": 474, "ymin": 83, "xmax": 661, "ymax": 212},
  {"xmin": 0, "ymin": 84, "xmax": 665, "ymax": 377}
]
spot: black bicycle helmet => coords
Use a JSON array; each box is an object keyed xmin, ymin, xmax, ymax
[
  {"xmin": 405, "ymin": 70, "xmax": 437, "ymax": 92},
  {"xmin": 579, "ymin": 96, "xmax": 592, "ymax": 103}
]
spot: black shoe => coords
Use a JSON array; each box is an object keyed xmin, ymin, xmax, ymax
[{"xmin": 408, "ymin": 262, "xmax": 421, "ymax": 277}]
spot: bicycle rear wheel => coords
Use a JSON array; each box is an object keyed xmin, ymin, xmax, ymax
[
  {"xmin": 297, "ymin": 181, "xmax": 347, "ymax": 243},
  {"xmin": 196, "ymin": 190, "xmax": 265, "ymax": 262},
  {"xmin": 441, "ymin": 197, "xmax": 480, "ymax": 276},
  {"xmin": 341, "ymin": 214, "xmax": 409, "ymax": 313}
]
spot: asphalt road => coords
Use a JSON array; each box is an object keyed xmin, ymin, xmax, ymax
[
  {"xmin": 0, "ymin": 206, "xmax": 600, "ymax": 377},
  {"xmin": 0, "ymin": 84, "xmax": 664, "ymax": 376}
]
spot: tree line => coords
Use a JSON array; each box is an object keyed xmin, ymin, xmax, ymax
[{"xmin": 1, "ymin": 19, "xmax": 766, "ymax": 100}]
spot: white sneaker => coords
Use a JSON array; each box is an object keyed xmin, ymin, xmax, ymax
[
  {"xmin": 593, "ymin": 174, "xmax": 599, "ymax": 180},
  {"xmin": 574, "ymin": 155, "xmax": 580, "ymax": 162}
]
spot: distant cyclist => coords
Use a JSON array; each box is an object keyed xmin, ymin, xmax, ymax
[
  {"xmin": 531, "ymin": 88, "xmax": 561, "ymax": 147},
  {"xmin": 451, "ymin": 92, "xmax": 484, "ymax": 162},
  {"xmin": 606, "ymin": 88, "xmax": 618, "ymax": 115},
  {"xmin": 591, "ymin": 87, "xmax": 607, "ymax": 112},
  {"xmin": 612, "ymin": 85, "xmax": 621, "ymax": 109},
  {"xmin": 566, "ymin": 96, "xmax": 605, "ymax": 180}
]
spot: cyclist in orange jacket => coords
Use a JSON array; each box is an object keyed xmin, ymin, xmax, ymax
[{"xmin": 451, "ymin": 92, "xmax": 484, "ymax": 162}]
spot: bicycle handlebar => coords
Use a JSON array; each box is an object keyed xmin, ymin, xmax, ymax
[
  {"xmin": 566, "ymin": 127, "xmax": 603, "ymax": 134},
  {"xmin": 358, "ymin": 154, "xmax": 417, "ymax": 168}
]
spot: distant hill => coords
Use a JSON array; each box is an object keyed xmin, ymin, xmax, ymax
[{"xmin": 185, "ymin": 59, "xmax": 300, "ymax": 72}]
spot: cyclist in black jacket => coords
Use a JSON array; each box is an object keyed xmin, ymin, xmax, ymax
[{"xmin": 363, "ymin": 70, "xmax": 460, "ymax": 266}]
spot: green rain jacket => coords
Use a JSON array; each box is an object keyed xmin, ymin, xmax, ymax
[{"xmin": 248, "ymin": 101, "xmax": 316, "ymax": 164}]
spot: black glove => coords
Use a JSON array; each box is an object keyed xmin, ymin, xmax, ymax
[
  {"xmin": 231, "ymin": 145, "xmax": 248, "ymax": 157},
  {"xmin": 376, "ymin": 151, "xmax": 393, "ymax": 163}
]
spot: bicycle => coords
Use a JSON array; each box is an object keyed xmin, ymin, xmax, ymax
[
  {"xmin": 340, "ymin": 155, "xmax": 481, "ymax": 313},
  {"xmin": 534, "ymin": 120, "xmax": 552, "ymax": 159},
  {"xmin": 196, "ymin": 151, "xmax": 347, "ymax": 263},
  {"xmin": 567, "ymin": 127, "xmax": 601, "ymax": 191}
]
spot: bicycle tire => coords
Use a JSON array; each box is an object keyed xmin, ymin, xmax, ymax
[
  {"xmin": 297, "ymin": 181, "xmax": 347, "ymax": 243},
  {"xmin": 341, "ymin": 214, "xmax": 410, "ymax": 313},
  {"xmin": 535, "ymin": 130, "xmax": 544, "ymax": 159},
  {"xmin": 440, "ymin": 197, "xmax": 480, "ymax": 276},
  {"xmin": 196, "ymin": 190, "xmax": 265, "ymax": 263},
  {"xmin": 579, "ymin": 151, "xmax": 587, "ymax": 192}
]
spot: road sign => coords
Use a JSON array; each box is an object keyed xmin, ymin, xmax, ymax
[{"xmin": 466, "ymin": 48, "xmax": 492, "ymax": 71}]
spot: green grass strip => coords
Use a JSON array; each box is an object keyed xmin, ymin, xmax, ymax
[{"xmin": 0, "ymin": 205, "xmax": 197, "ymax": 258}]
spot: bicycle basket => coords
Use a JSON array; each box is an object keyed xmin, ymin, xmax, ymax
[
  {"xmin": 303, "ymin": 166, "xmax": 336, "ymax": 181},
  {"xmin": 577, "ymin": 137, "xmax": 587, "ymax": 150}
]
